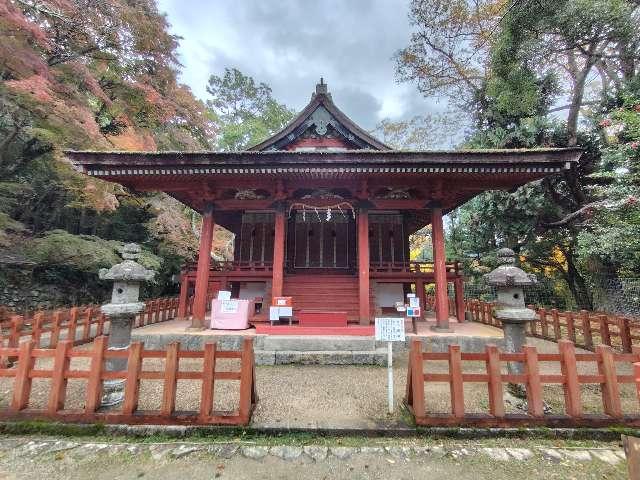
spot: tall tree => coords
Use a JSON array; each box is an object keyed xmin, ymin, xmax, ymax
[{"xmin": 206, "ymin": 68, "xmax": 295, "ymax": 151}]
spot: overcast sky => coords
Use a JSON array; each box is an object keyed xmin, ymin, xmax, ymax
[{"xmin": 156, "ymin": 0, "xmax": 448, "ymax": 132}]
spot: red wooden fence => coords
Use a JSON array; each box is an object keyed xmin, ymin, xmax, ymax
[
  {"xmin": 466, "ymin": 299, "xmax": 638, "ymax": 353},
  {"xmin": 406, "ymin": 338, "xmax": 640, "ymax": 427},
  {"xmin": 0, "ymin": 297, "xmax": 180, "ymax": 366},
  {"xmin": 0, "ymin": 336, "xmax": 256, "ymax": 426}
]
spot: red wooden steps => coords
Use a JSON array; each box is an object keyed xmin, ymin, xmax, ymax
[{"xmin": 254, "ymin": 324, "xmax": 375, "ymax": 336}]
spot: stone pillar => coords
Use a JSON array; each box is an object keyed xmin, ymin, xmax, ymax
[
  {"xmin": 431, "ymin": 206, "xmax": 450, "ymax": 331},
  {"xmin": 99, "ymin": 243, "xmax": 154, "ymax": 406},
  {"xmin": 357, "ymin": 208, "xmax": 370, "ymax": 324},
  {"xmin": 271, "ymin": 206, "xmax": 286, "ymax": 299},
  {"xmin": 191, "ymin": 205, "xmax": 215, "ymax": 329}
]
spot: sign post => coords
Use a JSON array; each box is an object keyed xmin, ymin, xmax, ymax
[{"xmin": 375, "ymin": 317, "xmax": 406, "ymax": 414}]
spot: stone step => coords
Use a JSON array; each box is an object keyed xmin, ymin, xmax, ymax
[
  {"xmin": 256, "ymin": 348, "xmax": 388, "ymax": 366},
  {"xmin": 256, "ymin": 335, "xmax": 376, "ymax": 352}
]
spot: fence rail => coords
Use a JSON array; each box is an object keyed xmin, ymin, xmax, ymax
[
  {"xmin": 405, "ymin": 338, "xmax": 640, "ymax": 427},
  {"xmin": 0, "ymin": 336, "xmax": 256, "ymax": 426},
  {"xmin": 0, "ymin": 297, "xmax": 180, "ymax": 366},
  {"xmin": 466, "ymin": 299, "xmax": 639, "ymax": 353}
]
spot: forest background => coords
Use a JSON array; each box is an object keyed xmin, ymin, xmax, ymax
[{"xmin": 1, "ymin": 0, "xmax": 638, "ymax": 314}]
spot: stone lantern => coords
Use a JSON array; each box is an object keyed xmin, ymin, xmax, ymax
[
  {"xmin": 99, "ymin": 243, "xmax": 155, "ymax": 406},
  {"xmin": 484, "ymin": 248, "xmax": 537, "ymax": 393}
]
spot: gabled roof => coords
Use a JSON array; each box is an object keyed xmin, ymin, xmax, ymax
[{"xmin": 248, "ymin": 79, "xmax": 391, "ymax": 151}]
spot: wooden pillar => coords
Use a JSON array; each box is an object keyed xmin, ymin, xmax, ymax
[
  {"xmin": 271, "ymin": 207, "xmax": 286, "ymax": 299},
  {"xmin": 416, "ymin": 279, "xmax": 426, "ymax": 320},
  {"xmin": 454, "ymin": 277, "xmax": 465, "ymax": 322},
  {"xmin": 431, "ymin": 206, "xmax": 450, "ymax": 331},
  {"xmin": 177, "ymin": 273, "xmax": 189, "ymax": 320},
  {"xmin": 358, "ymin": 208, "xmax": 371, "ymax": 324},
  {"xmin": 191, "ymin": 205, "xmax": 215, "ymax": 329}
]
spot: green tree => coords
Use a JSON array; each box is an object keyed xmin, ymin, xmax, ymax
[{"xmin": 206, "ymin": 68, "xmax": 295, "ymax": 151}]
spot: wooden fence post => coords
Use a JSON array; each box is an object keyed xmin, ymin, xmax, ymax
[
  {"xmin": 596, "ymin": 345, "xmax": 622, "ymax": 418},
  {"xmin": 47, "ymin": 340, "xmax": 72, "ymax": 414},
  {"xmin": 524, "ymin": 345, "xmax": 544, "ymax": 417},
  {"xmin": 50, "ymin": 311, "xmax": 62, "ymax": 348},
  {"xmin": 67, "ymin": 307, "xmax": 78, "ymax": 345},
  {"xmin": 539, "ymin": 308, "xmax": 548, "ymax": 339},
  {"xmin": 559, "ymin": 340, "xmax": 582, "ymax": 418},
  {"xmin": 10, "ymin": 340, "xmax": 35, "ymax": 411},
  {"xmin": 122, "ymin": 342, "xmax": 143, "ymax": 415},
  {"xmin": 551, "ymin": 309, "xmax": 561, "ymax": 341},
  {"xmin": 238, "ymin": 338, "xmax": 255, "ymax": 422},
  {"xmin": 448, "ymin": 345, "xmax": 465, "ymax": 418},
  {"xmin": 161, "ymin": 342, "xmax": 179, "ymax": 416},
  {"xmin": 486, "ymin": 344, "xmax": 504, "ymax": 418},
  {"xmin": 620, "ymin": 317, "xmax": 633, "ymax": 353},
  {"xmin": 634, "ymin": 362, "xmax": 640, "ymax": 409},
  {"xmin": 81, "ymin": 307, "xmax": 93, "ymax": 343},
  {"xmin": 85, "ymin": 336, "xmax": 106, "ymax": 413},
  {"xmin": 580, "ymin": 310, "xmax": 593, "ymax": 350},
  {"xmin": 199, "ymin": 342, "xmax": 217, "ymax": 419},
  {"xmin": 146, "ymin": 301, "xmax": 153, "ymax": 325},
  {"xmin": 598, "ymin": 315, "xmax": 611, "ymax": 347},
  {"xmin": 96, "ymin": 312, "xmax": 105, "ymax": 337},
  {"xmin": 408, "ymin": 338, "xmax": 425, "ymax": 420},
  {"xmin": 32, "ymin": 313, "xmax": 44, "ymax": 347},
  {"xmin": 566, "ymin": 312, "xmax": 576, "ymax": 343}
]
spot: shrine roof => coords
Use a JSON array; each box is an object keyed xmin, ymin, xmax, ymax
[
  {"xmin": 248, "ymin": 79, "xmax": 390, "ymax": 151},
  {"xmin": 68, "ymin": 147, "xmax": 581, "ymax": 173}
]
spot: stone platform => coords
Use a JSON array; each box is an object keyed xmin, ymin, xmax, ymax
[{"xmin": 131, "ymin": 318, "xmax": 504, "ymax": 365}]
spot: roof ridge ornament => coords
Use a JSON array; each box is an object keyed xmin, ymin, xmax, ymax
[{"xmin": 315, "ymin": 77, "xmax": 329, "ymax": 97}]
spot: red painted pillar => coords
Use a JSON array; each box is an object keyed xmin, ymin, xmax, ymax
[
  {"xmin": 358, "ymin": 208, "xmax": 371, "ymax": 324},
  {"xmin": 431, "ymin": 206, "xmax": 450, "ymax": 331},
  {"xmin": 191, "ymin": 206, "xmax": 215, "ymax": 329},
  {"xmin": 454, "ymin": 277, "xmax": 465, "ymax": 322},
  {"xmin": 271, "ymin": 207, "xmax": 286, "ymax": 299},
  {"xmin": 177, "ymin": 273, "xmax": 189, "ymax": 320}
]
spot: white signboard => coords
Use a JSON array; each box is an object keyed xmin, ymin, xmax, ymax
[
  {"xmin": 217, "ymin": 290, "xmax": 231, "ymax": 300},
  {"xmin": 375, "ymin": 317, "xmax": 406, "ymax": 342},
  {"xmin": 220, "ymin": 299, "xmax": 239, "ymax": 314},
  {"xmin": 409, "ymin": 296, "xmax": 420, "ymax": 308}
]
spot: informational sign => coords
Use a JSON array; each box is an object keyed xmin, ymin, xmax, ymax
[
  {"xmin": 409, "ymin": 296, "xmax": 420, "ymax": 308},
  {"xmin": 220, "ymin": 299, "xmax": 238, "ymax": 314},
  {"xmin": 375, "ymin": 317, "xmax": 406, "ymax": 342},
  {"xmin": 217, "ymin": 290, "xmax": 231, "ymax": 301},
  {"xmin": 406, "ymin": 306, "xmax": 421, "ymax": 318},
  {"xmin": 375, "ymin": 317, "xmax": 406, "ymax": 415}
]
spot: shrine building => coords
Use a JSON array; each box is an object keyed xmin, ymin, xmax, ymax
[{"xmin": 68, "ymin": 80, "xmax": 581, "ymax": 334}]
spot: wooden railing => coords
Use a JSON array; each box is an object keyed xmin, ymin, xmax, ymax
[
  {"xmin": 466, "ymin": 299, "xmax": 639, "ymax": 353},
  {"xmin": 0, "ymin": 336, "xmax": 256, "ymax": 426},
  {"xmin": 183, "ymin": 260, "xmax": 274, "ymax": 273},
  {"xmin": 405, "ymin": 337, "xmax": 640, "ymax": 427},
  {"xmin": 369, "ymin": 261, "xmax": 462, "ymax": 275},
  {"xmin": 0, "ymin": 297, "xmax": 180, "ymax": 366}
]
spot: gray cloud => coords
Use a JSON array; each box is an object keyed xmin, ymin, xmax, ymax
[{"xmin": 157, "ymin": 0, "xmax": 449, "ymax": 135}]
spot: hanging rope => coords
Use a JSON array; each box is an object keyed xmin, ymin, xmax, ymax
[{"xmin": 288, "ymin": 201, "xmax": 356, "ymax": 221}]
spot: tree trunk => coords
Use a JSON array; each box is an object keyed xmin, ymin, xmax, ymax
[{"xmin": 564, "ymin": 254, "xmax": 593, "ymax": 310}]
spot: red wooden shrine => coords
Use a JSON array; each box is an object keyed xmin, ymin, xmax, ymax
[{"xmin": 68, "ymin": 80, "xmax": 581, "ymax": 332}]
